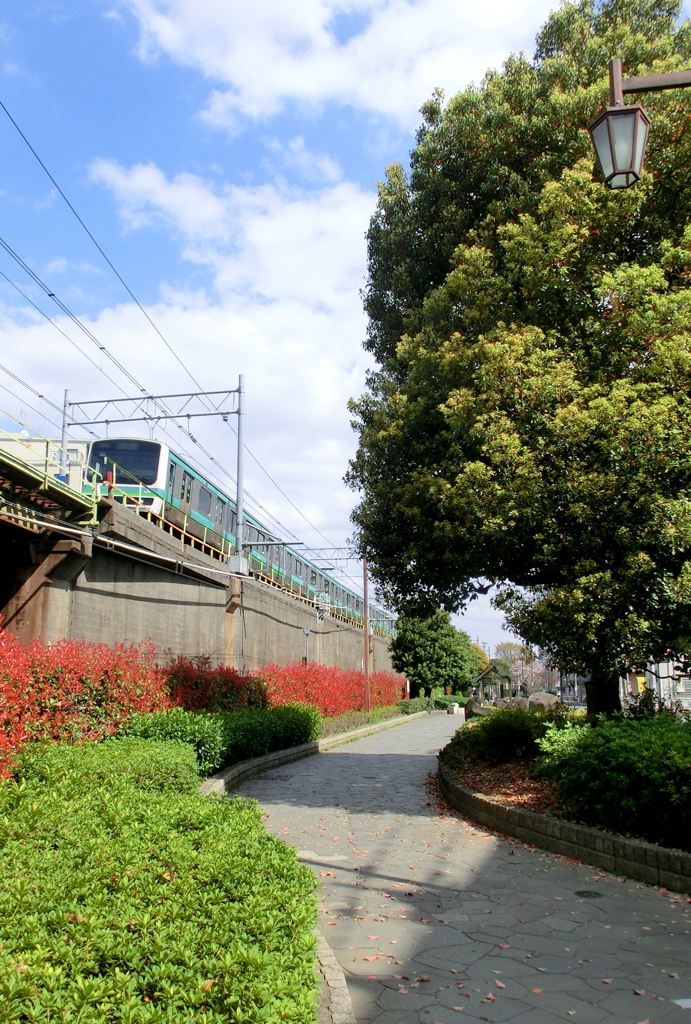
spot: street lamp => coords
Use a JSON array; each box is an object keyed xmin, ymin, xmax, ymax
[{"xmin": 589, "ymin": 58, "xmax": 691, "ymax": 189}]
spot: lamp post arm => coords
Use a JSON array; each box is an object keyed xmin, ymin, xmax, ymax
[
  {"xmin": 623, "ymin": 68, "xmax": 691, "ymax": 94},
  {"xmin": 610, "ymin": 57, "xmax": 691, "ymax": 99}
]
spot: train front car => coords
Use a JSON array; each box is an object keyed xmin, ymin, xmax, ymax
[{"xmin": 87, "ymin": 438, "xmax": 168, "ymax": 514}]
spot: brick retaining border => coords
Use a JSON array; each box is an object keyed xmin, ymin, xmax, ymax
[
  {"xmin": 200, "ymin": 712, "xmax": 429, "ymax": 796},
  {"xmin": 438, "ymin": 760, "xmax": 691, "ymax": 895},
  {"xmin": 316, "ymin": 935, "xmax": 356, "ymax": 1024}
]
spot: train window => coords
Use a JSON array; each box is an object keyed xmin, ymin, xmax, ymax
[
  {"xmin": 198, "ymin": 487, "xmax": 212, "ymax": 517},
  {"xmin": 215, "ymin": 497, "xmax": 225, "ymax": 527},
  {"xmin": 167, "ymin": 462, "xmax": 176, "ymax": 495},
  {"xmin": 310, "ymin": 571, "xmax": 317, "ymax": 586},
  {"xmin": 88, "ymin": 439, "xmax": 161, "ymax": 486},
  {"xmin": 180, "ymin": 472, "xmax": 192, "ymax": 503},
  {"xmin": 295, "ymin": 560, "xmax": 302, "ymax": 577}
]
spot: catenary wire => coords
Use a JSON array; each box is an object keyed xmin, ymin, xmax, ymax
[
  {"xmin": 0, "ymin": 98, "xmax": 207, "ymax": 393},
  {"xmin": 0, "ymin": 106, "xmax": 348, "ymax": 551},
  {"xmin": 0, "ymin": 103, "xmax": 331, "ymax": 548}
]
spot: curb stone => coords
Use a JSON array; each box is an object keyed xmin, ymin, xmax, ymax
[
  {"xmin": 438, "ymin": 759, "xmax": 691, "ymax": 894},
  {"xmin": 200, "ymin": 712, "xmax": 429, "ymax": 795},
  {"xmin": 316, "ymin": 935, "xmax": 356, "ymax": 1024}
]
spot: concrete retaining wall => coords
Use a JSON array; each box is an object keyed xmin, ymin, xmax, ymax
[
  {"xmin": 1, "ymin": 504, "xmax": 393, "ymax": 673},
  {"xmin": 439, "ymin": 762, "xmax": 691, "ymax": 895}
]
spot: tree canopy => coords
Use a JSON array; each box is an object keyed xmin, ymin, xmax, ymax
[
  {"xmin": 390, "ymin": 611, "xmax": 479, "ymax": 696},
  {"xmin": 348, "ymin": 0, "xmax": 691, "ymax": 714}
]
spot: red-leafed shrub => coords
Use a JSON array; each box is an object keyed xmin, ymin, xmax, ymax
[
  {"xmin": 258, "ymin": 662, "xmax": 405, "ymax": 717},
  {"xmin": 164, "ymin": 657, "xmax": 268, "ymax": 711},
  {"xmin": 0, "ymin": 625, "xmax": 170, "ymax": 775}
]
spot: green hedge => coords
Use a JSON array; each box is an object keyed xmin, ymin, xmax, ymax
[
  {"xmin": 2, "ymin": 739, "xmax": 318, "ymax": 1022},
  {"xmin": 535, "ymin": 716, "xmax": 691, "ymax": 850},
  {"xmin": 397, "ymin": 696, "xmax": 433, "ymax": 714},
  {"xmin": 123, "ymin": 703, "xmax": 322, "ymax": 774}
]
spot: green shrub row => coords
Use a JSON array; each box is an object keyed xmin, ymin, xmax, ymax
[
  {"xmin": 397, "ymin": 696, "xmax": 434, "ymax": 714},
  {"xmin": 122, "ymin": 703, "xmax": 322, "ymax": 774},
  {"xmin": 3, "ymin": 739, "xmax": 318, "ymax": 1023},
  {"xmin": 319, "ymin": 706, "xmax": 400, "ymax": 738}
]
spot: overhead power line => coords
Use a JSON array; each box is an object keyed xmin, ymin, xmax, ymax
[
  {"xmin": 0, "ymin": 98, "xmax": 205, "ymax": 392},
  {"xmin": 0, "ymin": 100, "xmax": 338, "ymax": 549}
]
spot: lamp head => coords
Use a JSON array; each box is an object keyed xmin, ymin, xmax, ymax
[{"xmin": 588, "ymin": 103, "xmax": 650, "ymax": 188}]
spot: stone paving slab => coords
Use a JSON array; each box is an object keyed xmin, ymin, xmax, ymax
[{"xmin": 237, "ymin": 714, "xmax": 691, "ymax": 1024}]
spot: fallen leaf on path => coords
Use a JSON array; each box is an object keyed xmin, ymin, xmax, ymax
[
  {"xmin": 363, "ymin": 956, "xmax": 378, "ymax": 962},
  {"xmin": 633, "ymin": 989, "xmax": 646, "ymax": 995},
  {"xmin": 367, "ymin": 936, "xmax": 379, "ymax": 940},
  {"xmin": 498, "ymin": 944, "xmax": 511, "ymax": 949},
  {"xmin": 602, "ymin": 979, "xmax": 612, "ymax": 984},
  {"xmin": 495, "ymin": 981, "xmax": 505, "ymax": 988},
  {"xmin": 533, "ymin": 988, "xmax": 543, "ymax": 994}
]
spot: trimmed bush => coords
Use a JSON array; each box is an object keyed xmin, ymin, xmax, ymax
[
  {"xmin": 122, "ymin": 707, "xmax": 226, "ymax": 775},
  {"xmin": 164, "ymin": 656, "xmax": 268, "ymax": 711},
  {"xmin": 218, "ymin": 704, "xmax": 322, "ymax": 765},
  {"xmin": 536, "ymin": 716, "xmax": 691, "ymax": 849},
  {"xmin": 2, "ymin": 740, "xmax": 318, "ymax": 1022},
  {"xmin": 17, "ymin": 737, "xmax": 201, "ymax": 794},
  {"xmin": 448, "ymin": 708, "xmax": 542, "ymax": 764}
]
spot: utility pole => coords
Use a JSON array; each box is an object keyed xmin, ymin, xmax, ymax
[
  {"xmin": 363, "ymin": 557, "xmax": 370, "ymax": 712},
  {"xmin": 58, "ymin": 388, "xmax": 70, "ymax": 481},
  {"xmin": 235, "ymin": 373, "xmax": 245, "ymax": 562}
]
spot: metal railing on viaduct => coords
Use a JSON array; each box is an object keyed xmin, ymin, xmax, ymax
[{"xmin": 0, "ymin": 433, "xmax": 394, "ymax": 673}]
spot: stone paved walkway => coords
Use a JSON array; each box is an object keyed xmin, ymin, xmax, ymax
[{"xmin": 238, "ymin": 714, "xmax": 691, "ymax": 1024}]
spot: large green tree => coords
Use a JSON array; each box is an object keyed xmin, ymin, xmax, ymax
[
  {"xmin": 348, "ymin": 0, "xmax": 691, "ymax": 715},
  {"xmin": 391, "ymin": 611, "xmax": 479, "ymax": 696}
]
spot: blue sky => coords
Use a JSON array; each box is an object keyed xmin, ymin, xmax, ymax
[{"xmin": 1, "ymin": 0, "xmax": 685, "ymax": 650}]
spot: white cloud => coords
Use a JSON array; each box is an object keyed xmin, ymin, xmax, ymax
[
  {"xmin": 2, "ymin": 159, "xmax": 375, "ymax": 551},
  {"xmin": 88, "ymin": 157, "xmax": 372, "ymax": 310},
  {"xmin": 119, "ymin": 0, "xmax": 557, "ymax": 129}
]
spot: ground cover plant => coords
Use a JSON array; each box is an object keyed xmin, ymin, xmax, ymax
[
  {"xmin": 123, "ymin": 704, "xmax": 322, "ymax": 774},
  {"xmin": 0, "ymin": 738, "xmax": 318, "ymax": 1023}
]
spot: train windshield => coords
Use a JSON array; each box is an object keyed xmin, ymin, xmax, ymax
[{"xmin": 88, "ymin": 439, "xmax": 161, "ymax": 486}]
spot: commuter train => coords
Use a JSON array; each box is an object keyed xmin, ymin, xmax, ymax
[{"xmin": 86, "ymin": 437, "xmax": 395, "ymax": 635}]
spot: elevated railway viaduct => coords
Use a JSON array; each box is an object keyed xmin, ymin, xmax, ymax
[{"xmin": 0, "ymin": 447, "xmax": 393, "ymax": 673}]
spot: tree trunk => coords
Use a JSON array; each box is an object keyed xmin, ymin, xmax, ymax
[{"xmin": 584, "ymin": 667, "xmax": 622, "ymax": 718}]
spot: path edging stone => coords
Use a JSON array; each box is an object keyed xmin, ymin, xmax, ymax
[
  {"xmin": 200, "ymin": 712, "xmax": 429, "ymax": 795},
  {"xmin": 316, "ymin": 935, "xmax": 356, "ymax": 1024},
  {"xmin": 438, "ymin": 760, "xmax": 691, "ymax": 894}
]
